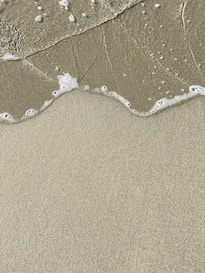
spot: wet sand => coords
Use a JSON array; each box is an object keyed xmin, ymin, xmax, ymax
[
  {"xmin": 1, "ymin": 0, "xmax": 205, "ymax": 121},
  {"xmin": 0, "ymin": 0, "xmax": 140, "ymax": 56},
  {"xmin": 0, "ymin": 93, "xmax": 204, "ymax": 273}
]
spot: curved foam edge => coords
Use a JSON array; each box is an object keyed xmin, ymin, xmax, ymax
[
  {"xmin": 89, "ymin": 84, "xmax": 205, "ymax": 117},
  {"xmin": 0, "ymin": 72, "xmax": 204, "ymax": 124}
]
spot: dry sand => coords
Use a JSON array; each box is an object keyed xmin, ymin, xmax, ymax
[{"xmin": 0, "ymin": 92, "xmax": 204, "ymax": 273}]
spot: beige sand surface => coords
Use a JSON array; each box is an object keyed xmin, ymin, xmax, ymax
[{"xmin": 0, "ymin": 92, "xmax": 204, "ymax": 273}]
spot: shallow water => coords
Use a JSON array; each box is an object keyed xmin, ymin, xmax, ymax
[{"xmin": 0, "ymin": 0, "xmax": 205, "ymax": 123}]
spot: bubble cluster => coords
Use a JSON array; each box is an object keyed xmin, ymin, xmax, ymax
[
  {"xmin": 0, "ymin": 112, "xmax": 15, "ymax": 122},
  {"xmin": 24, "ymin": 108, "xmax": 38, "ymax": 117}
]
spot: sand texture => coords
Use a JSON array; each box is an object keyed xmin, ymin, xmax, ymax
[{"xmin": 0, "ymin": 93, "xmax": 205, "ymax": 272}]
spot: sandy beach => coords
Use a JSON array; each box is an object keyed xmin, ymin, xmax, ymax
[
  {"xmin": 1, "ymin": 0, "xmax": 205, "ymax": 272},
  {"xmin": 0, "ymin": 92, "xmax": 204, "ymax": 273}
]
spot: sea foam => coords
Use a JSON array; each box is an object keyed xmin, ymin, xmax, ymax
[{"xmin": 0, "ymin": 68, "xmax": 204, "ymax": 123}]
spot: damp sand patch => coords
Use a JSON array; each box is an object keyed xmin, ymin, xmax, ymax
[{"xmin": 1, "ymin": 0, "xmax": 205, "ymax": 123}]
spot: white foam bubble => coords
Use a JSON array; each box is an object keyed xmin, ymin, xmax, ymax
[
  {"xmin": 24, "ymin": 108, "xmax": 38, "ymax": 117},
  {"xmin": 154, "ymin": 3, "xmax": 161, "ymax": 8},
  {"xmin": 58, "ymin": 0, "xmax": 69, "ymax": 10},
  {"xmin": 1, "ymin": 52, "xmax": 21, "ymax": 61},
  {"xmin": 0, "ymin": 112, "xmax": 15, "ymax": 122},
  {"xmin": 40, "ymin": 99, "xmax": 54, "ymax": 111},
  {"xmin": 189, "ymin": 85, "xmax": 205, "ymax": 95},
  {"xmin": 52, "ymin": 73, "xmax": 79, "ymax": 97},
  {"xmin": 37, "ymin": 6, "xmax": 43, "ymax": 11},
  {"xmin": 69, "ymin": 14, "xmax": 75, "ymax": 22},
  {"xmin": 101, "ymin": 85, "xmax": 108, "ymax": 92},
  {"xmin": 83, "ymin": 85, "xmax": 90, "ymax": 91},
  {"xmin": 109, "ymin": 91, "xmax": 131, "ymax": 108},
  {"xmin": 35, "ymin": 15, "xmax": 43, "ymax": 22},
  {"xmin": 52, "ymin": 90, "xmax": 61, "ymax": 97}
]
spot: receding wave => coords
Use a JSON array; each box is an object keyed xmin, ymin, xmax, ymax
[{"xmin": 0, "ymin": 0, "xmax": 205, "ymax": 123}]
